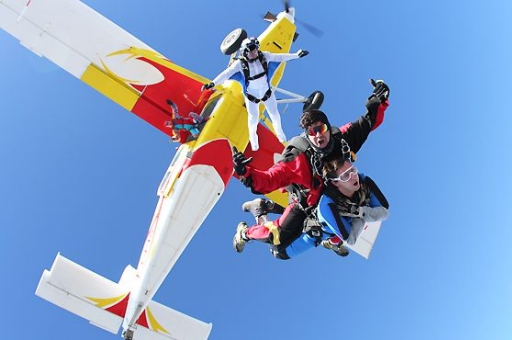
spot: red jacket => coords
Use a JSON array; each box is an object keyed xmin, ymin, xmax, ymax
[
  {"xmin": 242, "ymin": 99, "xmax": 389, "ymax": 208},
  {"xmin": 247, "ymin": 152, "xmax": 322, "ymax": 207}
]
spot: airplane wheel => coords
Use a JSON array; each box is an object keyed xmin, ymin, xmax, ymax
[
  {"xmin": 123, "ymin": 330, "xmax": 134, "ymax": 340},
  {"xmin": 303, "ymin": 90, "xmax": 324, "ymax": 112},
  {"xmin": 220, "ymin": 28, "xmax": 248, "ymax": 55}
]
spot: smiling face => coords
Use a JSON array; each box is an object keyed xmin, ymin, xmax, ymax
[{"xmin": 306, "ymin": 121, "xmax": 331, "ymax": 148}]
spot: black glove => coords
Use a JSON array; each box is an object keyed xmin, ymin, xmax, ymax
[
  {"xmin": 298, "ymin": 49, "xmax": 309, "ymax": 58},
  {"xmin": 369, "ymin": 79, "xmax": 390, "ymax": 101},
  {"xmin": 232, "ymin": 147, "xmax": 253, "ymax": 176},
  {"xmin": 365, "ymin": 95, "xmax": 381, "ymax": 113},
  {"xmin": 202, "ymin": 82, "xmax": 215, "ymax": 91}
]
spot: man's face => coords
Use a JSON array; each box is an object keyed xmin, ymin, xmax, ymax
[
  {"xmin": 331, "ymin": 162, "xmax": 360, "ymax": 193},
  {"xmin": 246, "ymin": 48, "xmax": 259, "ymax": 60},
  {"xmin": 306, "ymin": 121, "xmax": 330, "ymax": 148}
]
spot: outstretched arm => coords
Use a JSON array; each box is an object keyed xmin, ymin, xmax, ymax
[
  {"xmin": 263, "ymin": 50, "xmax": 308, "ymax": 63},
  {"xmin": 359, "ymin": 205, "xmax": 389, "ymax": 222},
  {"xmin": 232, "ymin": 147, "xmax": 313, "ymax": 195},
  {"xmin": 339, "ymin": 79, "xmax": 390, "ymax": 154},
  {"xmin": 209, "ymin": 60, "xmax": 242, "ymax": 87}
]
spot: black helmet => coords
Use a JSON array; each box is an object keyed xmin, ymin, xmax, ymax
[{"xmin": 299, "ymin": 109, "xmax": 331, "ymax": 131}]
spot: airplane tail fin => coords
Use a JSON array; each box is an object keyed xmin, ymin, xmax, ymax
[{"xmin": 36, "ymin": 254, "xmax": 212, "ymax": 340}]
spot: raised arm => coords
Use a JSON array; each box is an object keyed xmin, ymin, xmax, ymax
[{"xmin": 339, "ymin": 79, "xmax": 390, "ymax": 154}]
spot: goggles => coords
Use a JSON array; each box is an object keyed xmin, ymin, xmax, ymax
[
  {"xmin": 245, "ymin": 42, "xmax": 259, "ymax": 52},
  {"xmin": 306, "ymin": 123, "xmax": 329, "ymax": 136},
  {"xmin": 330, "ymin": 164, "xmax": 358, "ymax": 183}
]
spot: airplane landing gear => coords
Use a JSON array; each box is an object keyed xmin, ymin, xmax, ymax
[
  {"xmin": 122, "ymin": 329, "xmax": 134, "ymax": 340},
  {"xmin": 303, "ymin": 90, "xmax": 324, "ymax": 112},
  {"xmin": 220, "ymin": 28, "xmax": 248, "ymax": 55}
]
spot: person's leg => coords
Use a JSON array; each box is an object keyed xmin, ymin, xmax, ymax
[
  {"xmin": 242, "ymin": 198, "xmax": 285, "ymax": 225},
  {"xmin": 244, "ymin": 98, "xmax": 260, "ymax": 151},
  {"xmin": 277, "ymin": 233, "xmax": 317, "ymax": 259},
  {"xmin": 233, "ymin": 203, "xmax": 306, "ymax": 254},
  {"xmin": 263, "ymin": 93, "xmax": 287, "ymax": 142}
]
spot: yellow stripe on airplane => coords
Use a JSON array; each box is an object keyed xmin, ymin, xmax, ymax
[
  {"xmin": 146, "ymin": 306, "xmax": 170, "ymax": 334},
  {"xmin": 86, "ymin": 293, "xmax": 127, "ymax": 308},
  {"xmin": 81, "ymin": 64, "xmax": 140, "ymax": 111}
]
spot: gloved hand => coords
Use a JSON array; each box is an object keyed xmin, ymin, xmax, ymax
[
  {"xmin": 232, "ymin": 146, "xmax": 253, "ymax": 176},
  {"xmin": 298, "ymin": 49, "xmax": 309, "ymax": 58},
  {"xmin": 369, "ymin": 79, "xmax": 390, "ymax": 101},
  {"xmin": 202, "ymin": 82, "xmax": 215, "ymax": 91}
]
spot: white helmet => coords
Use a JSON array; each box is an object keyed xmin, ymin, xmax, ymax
[{"xmin": 240, "ymin": 37, "xmax": 260, "ymax": 57}]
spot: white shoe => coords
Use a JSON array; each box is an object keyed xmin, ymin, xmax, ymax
[
  {"xmin": 233, "ymin": 222, "xmax": 249, "ymax": 253},
  {"xmin": 250, "ymin": 142, "xmax": 259, "ymax": 151},
  {"xmin": 276, "ymin": 132, "xmax": 287, "ymax": 143}
]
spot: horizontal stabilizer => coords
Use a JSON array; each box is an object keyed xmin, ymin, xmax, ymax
[
  {"xmin": 134, "ymin": 299, "xmax": 212, "ymax": 340},
  {"xmin": 346, "ymin": 221, "xmax": 382, "ymax": 259},
  {"xmin": 36, "ymin": 254, "xmax": 212, "ymax": 339},
  {"xmin": 35, "ymin": 253, "xmax": 127, "ymax": 333}
]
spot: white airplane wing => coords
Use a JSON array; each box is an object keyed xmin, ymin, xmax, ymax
[
  {"xmin": 36, "ymin": 254, "xmax": 212, "ymax": 340},
  {"xmin": 0, "ymin": 0, "xmax": 210, "ymax": 137}
]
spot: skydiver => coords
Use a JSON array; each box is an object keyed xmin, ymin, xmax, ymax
[
  {"xmin": 230, "ymin": 79, "xmax": 390, "ymax": 259},
  {"xmin": 283, "ymin": 155, "xmax": 389, "ymax": 258},
  {"xmin": 201, "ymin": 37, "xmax": 309, "ymax": 151},
  {"xmin": 165, "ymin": 99, "xmax": 205, "ymax": 142}
]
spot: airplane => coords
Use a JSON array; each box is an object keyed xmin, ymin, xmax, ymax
[
  {"xmin": 0, "ymin": 0, "xmax": 388, "ymax": 338},
  {"xmin": 0, "ymin": 1, "xmax": 326, "ymax": 340}
]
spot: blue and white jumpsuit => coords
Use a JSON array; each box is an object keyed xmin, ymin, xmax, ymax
[
  {"xmin": 284, "ymin": 174, "xmax": 389, "ymax": 258},
  {"xmin": 211, "ymin": 51, "xmax": 301, "ymax": 151}
]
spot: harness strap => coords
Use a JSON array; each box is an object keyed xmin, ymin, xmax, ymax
[
  {"xmin": 247, "ymin": 71, "xmax": 266, "ymax": 81},
  {"xmin": 327, "ymin": 202, "xmax": 350, "ymax": 240},
  {"xmin": 304, "ymin": 215, "xmax": 323, "ymax": 246},
  {"xmin": 364, "ymin": 176, "xmax": 389, "ymax": 209},
  {"xmin": 246, "ymin": 88, "xmax": 273, "ymax": 103},
  {"xmin": 240, "ymin": 52, "xmax": 269, "ymax": 85}
]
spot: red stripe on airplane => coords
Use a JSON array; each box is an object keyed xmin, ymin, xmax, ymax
[
  {"xmin": 137, "ymin": 310, "xmax": 149, "ymax": 328},
  {"xmin": 183, "ymin": 139, "xmax": 233, "ymax": 186},
  {"xmin": 105, "ymin": 294, "xmax": 130, "ymax": 317},
  {"xmin": 130, "ymin": 57, "xmax": 210, "ymax": 138}
]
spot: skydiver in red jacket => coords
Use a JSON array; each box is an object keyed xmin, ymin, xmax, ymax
[{"xmin": 231, "ymin": 79, "xmax": 390, "ymax": 259}]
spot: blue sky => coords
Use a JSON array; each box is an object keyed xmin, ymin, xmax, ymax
[{"xmin": 1, "ymin": 1, "xmax": 512, "ymax": 339}]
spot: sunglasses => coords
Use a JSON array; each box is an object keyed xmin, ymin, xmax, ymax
[
  {"xmin": 330, "ymin": 164, "xmax": 358, "ymax": 183},
  {"xmin": 306, "ymin": 123, "xmax": 329, "ymax": 136}
]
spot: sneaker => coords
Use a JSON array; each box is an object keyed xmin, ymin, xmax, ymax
[
  {"xmin": 242, "ymin": 198, "xmax": 268, "ymax": 218},
  {"xmin": 233, "ymin": 222, "xmax": 249, "ymax": 253},
  {"xmin": 321, "ymin": 239, "xmax": 349, "ymax": 257},
  {"xmin": 332, "ymin": 244, "xmax": 350, "ymax": 257},
  {"xmin": 265, "ymin": 200, "xmax": 285, "ymax": 215},
  {"xmin": 242, "ymin": 198, "xmax": 284, "ymax": 217}
]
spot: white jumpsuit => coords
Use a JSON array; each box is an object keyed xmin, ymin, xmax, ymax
[{"xmin": 211, "ymin": 51, "xmax": 301, "ymax": 151}]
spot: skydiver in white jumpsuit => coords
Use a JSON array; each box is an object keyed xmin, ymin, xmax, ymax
[{"xmin": 202, "ymin": 37, "xmax": 309, "ymax": 151}]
